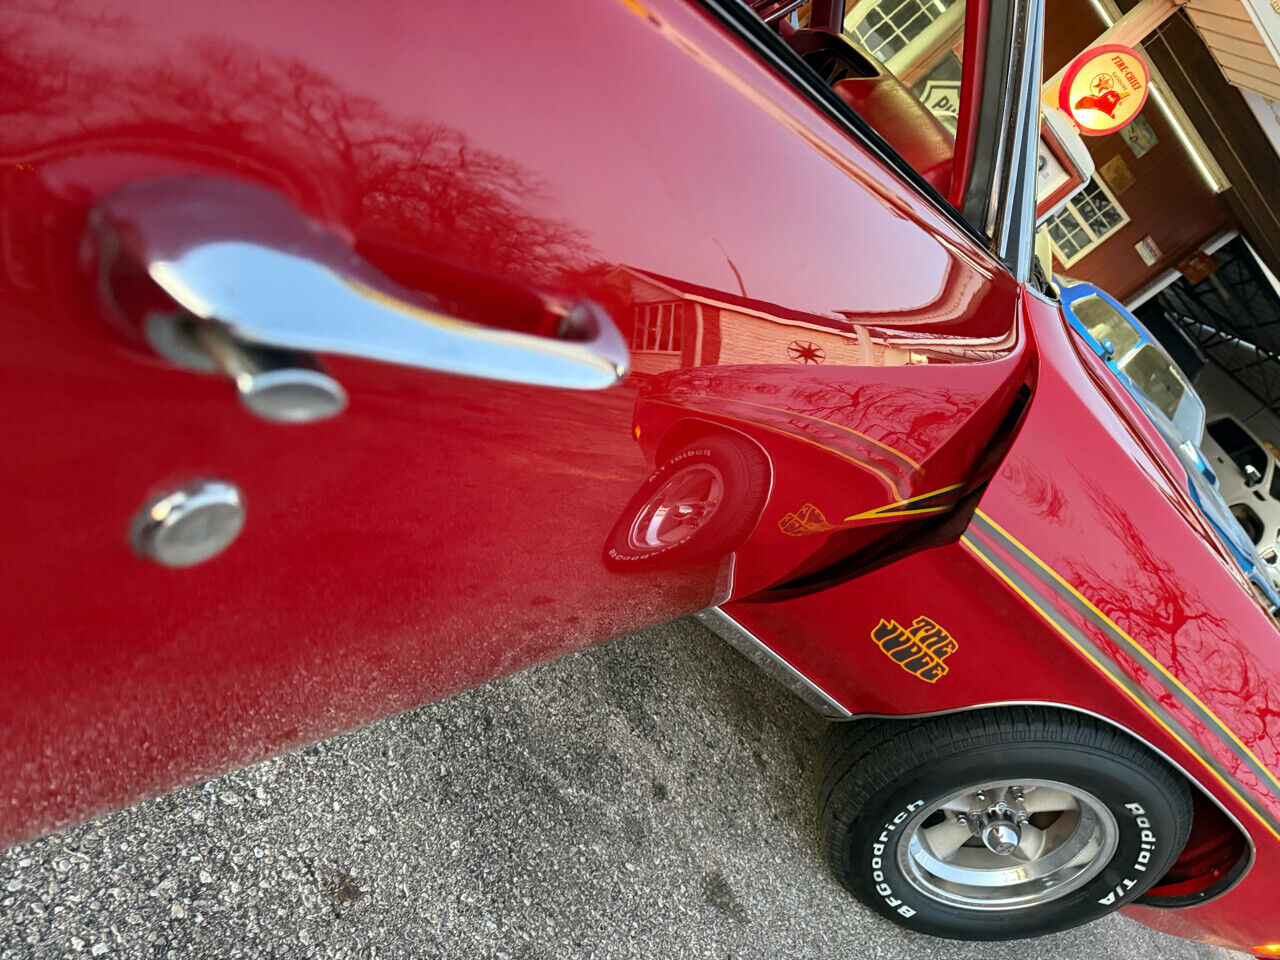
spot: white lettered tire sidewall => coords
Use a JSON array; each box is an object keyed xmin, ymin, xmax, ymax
[{"xmin": 838, "ymin": 742, "xmax": 1189, "ymax": 941}]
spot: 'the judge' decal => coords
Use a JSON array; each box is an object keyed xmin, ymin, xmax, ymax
[{"xmin": 871, "ymin": 616, "xmax": 957, "ymax": 683}]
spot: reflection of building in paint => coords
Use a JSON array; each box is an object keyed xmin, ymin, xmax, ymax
[{"xmin": 604, "ymin": 266, "xmax": 917, "ymax": 376}]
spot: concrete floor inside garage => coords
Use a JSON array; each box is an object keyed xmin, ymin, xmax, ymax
[{"xmin": 0, "ymin": 619, "xmax": 1239, "ymax": 960}]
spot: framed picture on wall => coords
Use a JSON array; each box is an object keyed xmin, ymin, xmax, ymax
[{"xmin": 1120, "ymin": 115, "xmax": 1159, "ymax": 158}]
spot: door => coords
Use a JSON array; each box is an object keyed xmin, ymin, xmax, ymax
[
  {"xmin": 1205, "ymin": 417, "xmax": 1280, "ymax": 545},
  {"xmin": 1, "ymin": 0, "xmax": 1034, "ymax": 845}
]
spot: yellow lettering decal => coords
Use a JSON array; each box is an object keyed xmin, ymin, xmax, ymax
[{"xmin": 871, "ymin": 616, "xmax": 957, "ymax": 683}]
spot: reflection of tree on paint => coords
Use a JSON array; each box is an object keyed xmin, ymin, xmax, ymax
[
  {"xmin": 1058, "ymin": 480, "xmax": 1280, "ymax": 776},
  {"xmin": 0, "ymin": 15, "xmax": 591, "ymax": 292},
  {"xmin": 998, "ymin": 457, "xmax": 1070, "ymax": 525},
  {"xmin": 646, "ymin": 365, "xmax": 982, "ymax": 480}
]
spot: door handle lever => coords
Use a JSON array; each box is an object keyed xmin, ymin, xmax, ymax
[{"xmin": 87, "ymin": 176, "xmax": 631, "ymax": 418}]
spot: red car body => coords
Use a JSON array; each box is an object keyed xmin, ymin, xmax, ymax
[{"xmin": 2, "ymin": 0, "xmax": 1278, "ymax": 953}]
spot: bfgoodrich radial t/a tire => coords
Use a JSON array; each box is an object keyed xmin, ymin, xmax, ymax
[
  {"xmin": 604, "ymin": 434, "xmax": 770, "ymax": 570},
  {"xmin": 818, "ymin": 707, "xmax": 1192, "ymax": 941}
]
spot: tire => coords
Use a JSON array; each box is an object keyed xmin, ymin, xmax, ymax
[
  {"xmin": 818, "ymin": 707, "xmax": 1192, "ymax": 941},
  {"xmin": 604, "ymin": 434, "xmax": 770, "ymax": 570}
]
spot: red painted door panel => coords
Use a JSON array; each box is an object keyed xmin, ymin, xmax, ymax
[{"xmin": 1, "ymin": 0, "xmax": 1023, "ymax": 844}]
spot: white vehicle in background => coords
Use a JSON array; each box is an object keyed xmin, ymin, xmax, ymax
[{"xmin": 1201, "ymin": 413, "xmax": 1280, "ymax": 552}]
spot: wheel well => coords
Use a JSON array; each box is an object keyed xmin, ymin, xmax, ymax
[
  {"xmin": 844, "ymin": 702, "xmax": 1254, "ymax": 907},
  {"xmin": 654, "ymin": 418, "xmax": 769, "ymax": 468},
  {"xmin": 1140, "ymin": 789, "xmax": 1251, "ymax": 907},
  {"xmin": 1231, "ymin": 502, "xmax": 1265, "ymax": 545}
]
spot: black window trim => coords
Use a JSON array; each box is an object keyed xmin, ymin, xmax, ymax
[{"xmin": 694, "ymin": 0, "xmax": 1045, "ymax": 281}]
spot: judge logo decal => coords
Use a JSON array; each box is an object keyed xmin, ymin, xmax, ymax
[
  {"xmin": 871, "ymin": 616, "xmax": 957, "ymax": 683},
  {"xmin": 778, "ymin": 503, "xmax": 836, "ymax": 536}
]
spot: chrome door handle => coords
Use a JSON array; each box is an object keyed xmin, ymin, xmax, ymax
[{"xmin": 88, "ymin": 176, "xmax": 630, "ymax": 416}]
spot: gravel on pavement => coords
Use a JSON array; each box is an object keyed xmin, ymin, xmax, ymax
[{"xmin": 0, "ymin": 618, "xmax": 1242, "ymax": 959}]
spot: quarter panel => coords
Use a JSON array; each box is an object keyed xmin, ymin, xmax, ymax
[{"xmin": 726, "ymin": 289, "xmax": 1280, "ymax": 948}]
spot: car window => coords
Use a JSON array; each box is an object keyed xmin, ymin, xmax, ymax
[
  {"xmin": 744, "ymin": 0, "xmax": 1042, "ymax": 265},
  {"xmin": 1116, "ymin": 344, "xmax": 1205, "ymax": 442},
  {"xmin": 1269, "ymin": 464, "xmax": 1280, "ymax": 501},
  {"xmin": 841, "ymin": 0, "xmax": 967, "ymax": 135},
  {"xmin": 1208, "ymin": 418, "xmax": 1268, "ymax": 475},
  {"xmin": 1069, "ymin": 295, "xmax": 1140, "ymax": 358},
  {"xmin": 767, "ymin": 0, "xmax": 972, "ymax": 191}
]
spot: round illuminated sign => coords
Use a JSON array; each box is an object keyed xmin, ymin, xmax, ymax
[{"xmin": 1058, "ymin": 43, "xmax": 1150, "ymax": 136}]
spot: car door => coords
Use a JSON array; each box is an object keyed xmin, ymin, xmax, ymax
[
  {"xmin": 1204, "ymin": 417, "xmax": 1280, "ymax": 545},
  {"xmin": 0, "ymin": 0, "xmax": 1038, "ymax": 845}
]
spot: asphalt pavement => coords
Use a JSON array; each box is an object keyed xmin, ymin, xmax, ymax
[{"xmin": 0, "ymin": 618, "xmax": 1241, "ymax": 959}]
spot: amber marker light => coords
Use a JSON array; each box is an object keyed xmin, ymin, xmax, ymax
[
  {"xmin": 633, "ymin": 424, "xmax": 642, "ymax": 440},
  {"xmin": 1252, "ymin": 944, "xmax": 1280, "ymax": 956}
]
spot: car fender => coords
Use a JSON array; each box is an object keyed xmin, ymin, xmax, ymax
[{"xmin": 719, "ymin": 289, "xmax": 1280, "ymax": 950}]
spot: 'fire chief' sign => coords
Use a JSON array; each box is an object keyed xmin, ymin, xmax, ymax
[{"xmin": 1059, "ymin": 44, "xmax": 1151, "ymax": 136}]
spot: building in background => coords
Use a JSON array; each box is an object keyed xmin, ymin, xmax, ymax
[{"xmin": 1030, "ymin": 0, "xmax": 1280, "ymax": 441}]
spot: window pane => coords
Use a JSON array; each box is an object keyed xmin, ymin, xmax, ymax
[
  {"xmin": 1046, "ymin": 176, "xmax": 1127, "ymax": 264},
  {"xmin": 1207, "ymin": 418, "xmax": 1268, "ymax": 475},
  {"xmin": 1070, "ymin": 295, "xmax": 1141, "ymax": 358},
  {"xmin": 631, "ymin": 302, "xmax": 684, "ymax": 353},
  {"xmin": 1118, "ymin": 344, "xmax": 1187, "ymax": 425},
  {"xmin": 1046, "ymin": 211, "xmax": 1089, "ymax": 261}
]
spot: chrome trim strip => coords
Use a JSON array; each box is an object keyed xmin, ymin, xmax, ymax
[
  {"xmin": 839, "ymin": 700, "xmax": 1257, "ymax": 907},
  {"xmin": 962, "ymin": 0, "xmax": 1045, "ymax": 279},
  {"xmin": 695, "ymin": 608, "xmax": 852, "ymax": 719}
]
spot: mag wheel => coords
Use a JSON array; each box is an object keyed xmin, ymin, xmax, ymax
[
  {"xmin": 895, "ymin": 778, "xmax": 1118, "ymax": 910},
  {"xmin": 625, "ymin": 463, "xmax": 725, "ymax": 554},
  {"xmin": 818, "ymin": 708, "xmax": 1192, "ymax": 940},
  {"xmin": 604, "ymin": 434, "xmax": 769, "ymax": 569}
]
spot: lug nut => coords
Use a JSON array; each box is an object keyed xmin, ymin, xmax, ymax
[{"xmin": 975, "ymin": 791, "xmax": 987, "ymax": 803}]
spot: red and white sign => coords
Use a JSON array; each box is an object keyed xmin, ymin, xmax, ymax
[{"xmin": 1059, "ymin": 44, "xmax": 1151, "ymax": 136}]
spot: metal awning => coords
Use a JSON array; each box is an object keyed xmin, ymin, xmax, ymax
[
  {"xmin": 1183, "ymin": 0, "xmax": 1280, "ymax": 100},
  {"xmin": 1044, "ymin": 0, "xmax": 1280, "ymax": 108}
]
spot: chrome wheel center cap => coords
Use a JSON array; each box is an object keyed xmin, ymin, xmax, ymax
[{"xmin": 982, "ymin": 820, "xmax": 1022, "ymax": 856}]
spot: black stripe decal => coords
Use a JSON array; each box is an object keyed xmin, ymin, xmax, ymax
[
  {"xmin": 970, "ymin": 511, "xmax": 1280, "ymax": 816},
  {"xmin": 961, "ymin": 527, "xmax": 1280, "ymax": 840}
]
